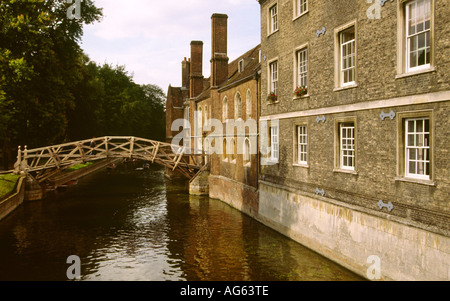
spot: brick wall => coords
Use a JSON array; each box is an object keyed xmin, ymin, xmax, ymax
[{"xmin": 258, "ymin": 0, "xmax": 450, "ymax": 235}]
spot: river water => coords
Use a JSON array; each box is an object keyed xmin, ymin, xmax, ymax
[{"xmin": 0, "ymin": 163, "xmax": 363, "ymax": 281}]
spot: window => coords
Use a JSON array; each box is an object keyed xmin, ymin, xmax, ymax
[
  {"xmin": 270, "ymin": 4, "xmax": 278, "ymax": 34},
  {"xmin": 235, "ymin": 92, "xmax": 242, "ymax": 119},
  {"xmin": 238, "ymin": 60, "xmax": 244, "ymax": 73},
  {"xmin": 270, "ymin": 60, "xmax": 278, "ymax": 95},
  {"xmin": 230, "ymin": 138, "xmax": 236, "ymax": 163},
  {"xmin": 246, "ymin": 90, "xmax": 252, "ymax": 118},
  {"xmin": 406, "ymin": 0, "xmax": 431, "ymax": 72},
  {"xmin": 295, "ymin": 0, "xmax": 308, "ymax": 17},
  {"xmin": 205, "ymin": 105, "xmax": 208, "ymax": 126},
  {"xmin": 296, "ymin": 48, "xmax": 308, "ymax": 88},
  {"xmin": 405, "ymin": 118, "xmax": 430, "ymax": 179},
  {"xmin": 222, "ymin": 138, "xmax": 227, "ymax": 161},
  {"xmin": 296, "ymin": 125, "xmax": 308, "ymax": 165},
  {"xmin": 339, "ymin": 122, "xmax": 355, "ymax": 170},
  {"xmin": 339, "ymin": 26, "xmax": 356, "ymax": 87},
  {"xmin": 223, "ymin": 97, "xmax": 228, "ymax": 121},
  {"xmin": 270, "ymin": 126, "xmax": 279, "ymax": 161},
  {"xmin": 243, "ymin": 138, "xmax": 251, "ymax": 164}
]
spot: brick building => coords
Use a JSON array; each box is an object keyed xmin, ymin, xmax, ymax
[
  {"xmin": 166, "ymin": 14, "xmax": 261, "ymax": 214},
  {"xmin": 257, "ymin": 0, "xmax": 449, "ymax": 280}
]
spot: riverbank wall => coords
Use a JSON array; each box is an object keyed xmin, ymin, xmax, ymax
[
  {"xmin": 0, "ymin": 176, "xmax": 25, "ymax": 221},
  {"xmin": 208, "ymin": 179, "xmax": 449, "ymax": 281},
  {"xmin": 0, "ymin": 158, "xmax": 122, "ymax": 221}
]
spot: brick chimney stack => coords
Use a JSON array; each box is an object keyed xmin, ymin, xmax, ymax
[
  {"xmin": 190, "ymin": 41, "xmax": 204, "ymax": 98},
  {"xmin": 210, "ymin": 13, "xmax": 229, "ymax": 88},
  {"xmin": 182, "ymin": 57, "xmax": 190, "ymax": 89}
]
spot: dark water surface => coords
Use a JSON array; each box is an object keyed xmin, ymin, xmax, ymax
[{"xmin": 0, "ymin": 164, "xmax": 363, "ymax": 281}]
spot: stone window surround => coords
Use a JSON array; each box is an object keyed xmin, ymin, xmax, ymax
[
  {"xmin": 267, "ymin": 1, "xmax": 279, "ymax": 37},
  {"xmin": 396, "ymin": 0, "xmax": 435, "ymax": 78},
  {"xmin": 333, "ymin": 116, "xmax": 358, "ymax": 175},
  {"xmin": 293, "ymin": 0, "xmax": 308, "ymax": 21},
  {"xmin": 293, "ymin": 121, "xmax": 309, "ymax": 168},
  {"xmin": 267, "ymin": 56, "xmax": 279, "ymax": 103},
  {"xmin": 396, "ymin": 109, "xmax": 435, "ymax": 186},
  {"xmin": 292, "ymin": 43, "xmax": 309, "ymax": 99},
  {"xmin": 334, "ymin": 19, "xmax": 358, "ymax": 91}
]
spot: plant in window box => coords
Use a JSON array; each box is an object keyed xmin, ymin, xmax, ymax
[
  {"xmin": 267, "ymin": 92, "xmax": 278, "ymax": 102},
  {"xmin": 294, "ymin": 86, "xmax": 307, "ymax": 97}
]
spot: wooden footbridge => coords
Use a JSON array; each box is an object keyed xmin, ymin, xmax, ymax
[{"xmin": 14, "ymin": 136, "xmax": 206, "ymax": 183}]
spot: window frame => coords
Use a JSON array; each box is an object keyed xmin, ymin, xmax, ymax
[
  {"xmin": 294, "ymin": 45, "xmax": 308, "ymax": 94},
  {"xmin": 293, "ymin": 0, "xmax": 308, "ymax": 19},
  {"xmin": 269, "ymin": 3, "xmax": 278, "ymax": 35},
  {"xmin": 339, "ymin": 27, "xmax": 356, "ymax": 87},
  {"xmin": 293, "ymin": 123, "xmax": 308, "ymax": 167},
  {"xmin": 235, "ymin": 92, "xmax": 242, "ymax": 120},
  {"xmin": 243, "ymin": 137, "xmax": 251, "ymax": 167},
  {"xmin": 334, "ymin": 20, "xmax": 357, "ymax": 90},
  {"xmin": 246, "ymin": 89, "xmax": 252, "ymax": 118},
  {"xmin": 405, "ymin": 0, "xmax": 432, "ymax": 73},
  {"xmin": 397, "ymin": 0, "xmax": 435, "ymax": 77},
  {"xmin": 270, "ymin": 125, "xmax": 279, "ymax": 162},
  {"xmin": 396, "ymin": 110, "xmax": 434, "ymax": 184},
  {"xmin": 334, "ymin": 117, "xmax": 358, "ymax": 174},
  {"xmin": 222, "ymin": 96, "xmax": 228, "ymax": 122},
  {"xmin": 339, "ymin": 122, "xmax": 356, "ymax": 171},
  {"xmin": 269, "ymin": 59, "xmax": 278, "ymax": 96}
]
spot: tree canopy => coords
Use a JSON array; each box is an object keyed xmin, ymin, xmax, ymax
[{"xmin": 0, "ymin": 0, "xmax": 166, "ymax": 169}]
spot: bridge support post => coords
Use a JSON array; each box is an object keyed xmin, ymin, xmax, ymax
[
  {"xmin": 189, "ymin": 169, "xmax": 210, "ymax": 196},
  {"xmin": 24, "ymin": 175, "xmax": 45, "ymax": 201},
  {"xmin": 13, "ymin": 146, "xmax": 22, "ymax": 175}
]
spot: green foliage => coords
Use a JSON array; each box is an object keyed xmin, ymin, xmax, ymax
[
  {"xmin": 0, "ymin": 174, "xmax": 20, "ymax": 199},
  {"xmin": 0, "ymin": 0, "xmax": 167, "ymax": 170},
  {"xmin": 67, "ymin": 162, "xmax": 93, "ymax": 171}
]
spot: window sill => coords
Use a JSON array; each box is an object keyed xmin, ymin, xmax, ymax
[
  {"xmin": 244, "ymin": 163, "xmax": 251, "ymax": 168},
  {"xmin": 267, "ymin": 100, "xmax": 280, "ymax": 105},
  {"xmin": 395, "ymin": 67, "xmax": 436, "ymax": 79},
  {"xmin": 267, "ymin": 29, "xmax": 279, "ymax": 38},
  {"xmin": 333, "ymin": 168, "xmax": 358, "ymax": 175},
  {"xmin": 292, "ymin": 10, "xmax": 309, "ymax": 22},
  {"xmin": 292, "ymin": 94, "xmax": 310, "ymax": 100},
  {"xmin": 333, "ymin": 84, "xmax": 358, "ymax": 92},
  {"xmin": 395, "ymin": 177, "xmax": 436, "ymax": 187},
  {"xmin": 293, "ymin": 163, "xmax": 309, "ymax": 168}
]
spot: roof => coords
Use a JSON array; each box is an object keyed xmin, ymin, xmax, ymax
[{"xmin": 220, "ymin": 44, "xmax": 261, "ymax": 91}]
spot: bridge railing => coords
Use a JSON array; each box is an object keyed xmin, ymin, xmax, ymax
[{"xmin": 14, "ymin": 136, "xmax": 205, "ymax": 180}]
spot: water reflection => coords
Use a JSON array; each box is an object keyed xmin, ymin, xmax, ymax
[{"xmin": 0, "ymin": 164, "xmax": 363, "ymax": 281}]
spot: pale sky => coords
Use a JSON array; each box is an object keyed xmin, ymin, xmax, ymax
[{"xmin": 80, "ymin": 0, "xmax": 261, "ymax": 92}]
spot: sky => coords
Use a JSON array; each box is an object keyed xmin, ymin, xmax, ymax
[{"xmin": 80, "ymin": 0, "xmax": 261, "ymax": 92}]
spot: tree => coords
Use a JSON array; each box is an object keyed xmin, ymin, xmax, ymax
[{"xmin": 0, "ymin": 0, "xmax": 102, "ymax": 168}]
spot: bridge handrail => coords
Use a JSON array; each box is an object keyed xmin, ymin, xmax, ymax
[{"xmin": 14, "ymin": 136, "xmax": 205, "ymax": 180}]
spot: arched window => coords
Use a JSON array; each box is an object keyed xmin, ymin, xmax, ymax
[
  {"xmin": 204, "ymin": 138, "xmax": 210, "ymax": 164},
  {"xmin": 200, "ymin": 107, "xmax": 204, "ymax": 125},
  {"xmin": 246, "ymin": 89, "xmax": 252, "ymax": 118},
  {"xmin": 235, "ymin": 92, "xmax": 242, "ymax": 119},
  {"xmin": 223, "ymin": 97, "xmax": 228, "ymax": 122},
  {"xmin": 222, "ymin": 138, "xmax": 227, "ymax": 161},
  {"xmin": 243, "ymin": 138, "xmax": 251, "ymax": 164},
  {"xmin": 204, "ymin": 105, "xmax": 208, "ymax": 126},
  {"xmin": 230, "ymin": 138, "xmax": 236, "ymax": 162}
]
